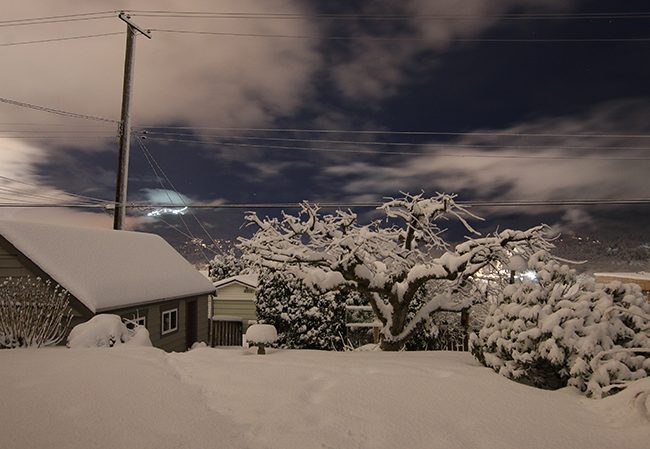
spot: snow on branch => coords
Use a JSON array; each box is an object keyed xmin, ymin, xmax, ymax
[
  {"xmin": 240, "ymin": 193, "xmax": 553, "ymax": 350},
  {"xmin": 0, "ymin": 276, "xmax": 73, "ymax": 348}
]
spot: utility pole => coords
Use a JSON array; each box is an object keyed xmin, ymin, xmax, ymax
[{"xmin": 113, "ymin": 12, "xmax": 151, "ymax": 230}]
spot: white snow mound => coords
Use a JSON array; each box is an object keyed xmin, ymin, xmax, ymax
[
  {"xmin": 245, "ymin": 324, "xmax": 278, "ymax": 344},
  {"xmin": 67, "ymin": 314, "xmax": 151, "ymax": 348}
]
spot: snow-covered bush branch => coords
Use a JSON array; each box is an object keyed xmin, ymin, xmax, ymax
[
  {"xmin": 240, "ymin": 192, "xmax": 553, "ymax": 350},
  {"xmin": 0, "ymin": 276, "xmax": 73, "ymax": 348},
  {"xmin": 470, "ymin": 251, "xmax": 650, "ymax": 397},
  {"xmin": 67, "ymin": 314, "xmax": 152, "ymax": 348},
  {"xmin": 208, "ymin": 247, "xmax": 251, "ymax": 282},
  {"xmin": 255, "ymin": 269, "xmax": 358, "ymax": 350}
]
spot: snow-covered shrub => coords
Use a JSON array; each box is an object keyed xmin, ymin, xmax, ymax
[
  {"xmin": 209, "ymin": 248, "xmax": 250, "ymax": 282},
  {"xmin": 240, "ymin": 192, "xmax": 552, "ymax": 350},
  {"xmin": 255, "ymin": 270, "xmax": 348, "ymax": 350},
  {"xmin": 470, "ymin": 251, "xmax": 650, "ymax": 396},
  {"xmin": 0, "ymin": 276, "xmax": 73, "ymax": 348},
  {"xmin": 405, "ymin": 282, "xmax": 485, "ymax": 351},
  {"xmin": 67, "ymin": 314, "xmax": 152, "ymax": 348}
]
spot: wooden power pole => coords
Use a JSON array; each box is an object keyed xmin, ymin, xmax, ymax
[{"xmin": 113, "ymin": 12, "xmax": 151, "ymax": 230}]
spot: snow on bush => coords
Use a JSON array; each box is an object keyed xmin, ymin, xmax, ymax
[
  {"xmin": 67, "ymin": 314, "xmax": 152, "ymax": 348},
  {"xmin": 470, "ymin": 251, "xmax": 650, "ymax": 397},
  {"xmin": 255, "ymin": 269, "xmax": 349, "ymax": 350},
  {"xmin": 0, "ymin": 276, "xmax": 72, "ymax": 348},
  {"xmin": 208, "ymin": 248, "xmax": 250, "ymax": 282},
  {"xmin": 240, "ymin": 192, "xmax": 552, "ymax": 351}
]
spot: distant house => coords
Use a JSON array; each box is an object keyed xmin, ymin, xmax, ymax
[
  {"xmin": 0, "ymin": 220, "xmax": 215, "ymax": 351},
  {"xmin": 210, "ymin": 274, "xmax": 258, "ymax": 331},
  {"xmin": 594, "ymin": 272, "xmax": 650, "ymax": 298}
]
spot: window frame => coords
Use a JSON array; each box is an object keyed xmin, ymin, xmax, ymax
[{"xmin": 161, "ymin": 307, "xmax": 179, "ymax": 336}]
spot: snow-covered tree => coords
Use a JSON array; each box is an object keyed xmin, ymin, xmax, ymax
[
  {"xmin": 209, "ymin": 248, "xmax": 250, "ymax": 282},
  {"xmin": 0, "ymin": 276, "xmax": 73, "ymax": 348},
  {"xmin": 470, "ymin": 251, "xmax": 650, "ymax": 397},
  {"xmin": 255, "ymin": 269, "xmax": 348, "ymax": 350},
  {"xmin": 239, "ymin": 192, "xmax": 552, "ymax": 351}
]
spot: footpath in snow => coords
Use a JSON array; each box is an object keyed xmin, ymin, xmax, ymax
[{"xmin": 1, "ymin": 346, "xmax": 648, "ymax": 449}]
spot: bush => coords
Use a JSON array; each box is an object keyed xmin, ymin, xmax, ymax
[
  {"xmin": 0, "ymin": 276, "xmax": 73, "ymax": 348},
  {"xmin": 255, "ymin": 270, "xmax": 347, "ymax": 350},
  {"xmin": 67, "ymin": 314, "xmax": 152, "ymax": 348},
  {"xmin": 470, "ymin": 251, "xmax": 650, "ymax": 397},
  {"xmin": 208, "ymin": 249, "xmax": 249, "ymax": 282}
]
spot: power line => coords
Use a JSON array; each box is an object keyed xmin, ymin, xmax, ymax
[
  {"xmin": 1, "ymin": 198, "xmax": 650, "ymax": 209},
  {"xmin": 150, "ymin": 28, "xmax": 650, "ymax": 43},
  {"xmin": 0, "ymin": 14, "xmax": 116, "ymax": 28},
  {"xmin": 127, "ymin": 10, "xmax": 650, "ymax": 21},
  {"xmin": 0, "ymin": 31, "xmax": 125, "ymax": 47},
  {"xmin": 139, "ymin": 130, "xmax": 650, "ymax": 151},
  {"xmin": 0, "ymin": 11, "xmax": 119, "ymax": 24},
  {"xmin": 135, "ymin": 136, "xmax": 216, "ymax": 262},
  {"xmin": 136, "ymin": 125, "xmax": 650, "ymax": 139},
  {"xmin": 0, "ymin": 174, "xmax": 111, "ymax": 205},
  {"xmin": 0, "ymin": 97, "xmax": 120, "ymax": 124},
  {"xmin": 142, "ymin": 136, "xmax": 650, "ymax": 161}
]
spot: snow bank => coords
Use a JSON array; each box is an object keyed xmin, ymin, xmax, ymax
[
  {"xmin": 1, "ymin": 348, "xmax": 648, "ymax": 449},
  {"xmin": 169, "ymin": 349, "xmax": 650, "ymax": 449},
  {"xmin": 125, "ymin": 326, "xmax": 153, "ymax": 347},
  {"xmin": 0, "ymin": 347, "xmax": 249, "ymax": 449},
  {"xmin": 67, "ymin": 314, "xmax": 151, "ymax": 348}
]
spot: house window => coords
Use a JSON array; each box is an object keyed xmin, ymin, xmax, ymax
[{"xmin": 161, "ymin": 308, "xmax": 178, "ymax": 335}]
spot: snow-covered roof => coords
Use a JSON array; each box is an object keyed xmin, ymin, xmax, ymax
[
  {"xmin": 213, "ymin": 274, "xmax": 258, "ymax": 289},
  {"xmin": 0, "ymin": 220, "xmax": 215, "ymax": 313}
]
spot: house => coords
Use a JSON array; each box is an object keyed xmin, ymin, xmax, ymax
[
  {"xmin": 207, "ymin": 274, "xmax": 258, "ymax": 346},
  {"xmin": 0, "ymin": 220, "xmax": 215, "ymax": 351},
  {"xmin": 210, "ymin": 274, "xmax": 258, "ymax": 330},
  {"xmin": 594, "ymin": 272, "xmax": 650, "ymax": 298}
]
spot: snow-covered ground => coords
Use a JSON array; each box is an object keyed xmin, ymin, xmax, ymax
[{"xmin": 1, "ymin": 347, "xmax": 648, "ymax": 449}]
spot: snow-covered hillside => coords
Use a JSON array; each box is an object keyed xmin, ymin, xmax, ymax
[{"xmin": 1, "ymin": 347, "xmax": 648, "ymax": 449}]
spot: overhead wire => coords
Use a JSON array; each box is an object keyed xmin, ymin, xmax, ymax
[
  {"xmin": 0, "ymin": 174, "xmax": 111, "ymax": 205},
  {"xmin": 0, "ymin": 14, "xmax": 116, "ymax": 28},
  {"xmin": 141, "ymin": 136, "xmax": 650, "ymax": 161},
  {"xmin": 137, "ymin": 135, "xmax": 222, "ymax": 253},
  {"xmin": 136, "ymin": 125, "xmax": 650, "ymax": 139},
  {"xmin": 0, "ymin": 97, "xmax": 120, "ymax": 124},
  {"xmin": 138, "ymin": 130, "xmax": 650, "ymax": 152},
  {"xmin": 0, "ymin": 31, "xmax": 125, "ymax": 47},
  {"xmin": 126, "ymin": 10, "xmax": 650, "ymax": 21},
  {"xmin": 1, "ymin": 198, "xmax": 650, "ymax": 209},
  {"xmin": 149, "ymin": 28, "xmax": 650, "ymax": 43},
  {"xmin": 135, "ymin": 136, "xmax": 215, "ymax": 262},
  {"xmin": 0, "ymin": 11, "xmax": 120, "ymax": 24}
]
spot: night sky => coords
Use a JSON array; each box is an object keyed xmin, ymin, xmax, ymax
[{"xmin": 1, "ymin": 0, "xmax": 648, "ymax": 268}]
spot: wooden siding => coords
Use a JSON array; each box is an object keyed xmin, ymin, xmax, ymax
[
  {"xmin": 213, "ymin": 299, "xmax": 257, "ymax": 322},
  {"xmin": 196, "ymin": 295, "xmax": 209, "ymax": 343},
  {"xmin": 215, "ymin": 283, "xmax": 256, "ymax": 301},
  {"xmin": 108, "ymin": 295, "xmax": 210, "ymax": 352}
]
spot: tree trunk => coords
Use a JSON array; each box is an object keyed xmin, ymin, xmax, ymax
[{"xmin": 380, "ymin": 339, "xmax": 405, "ymax": 351}]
